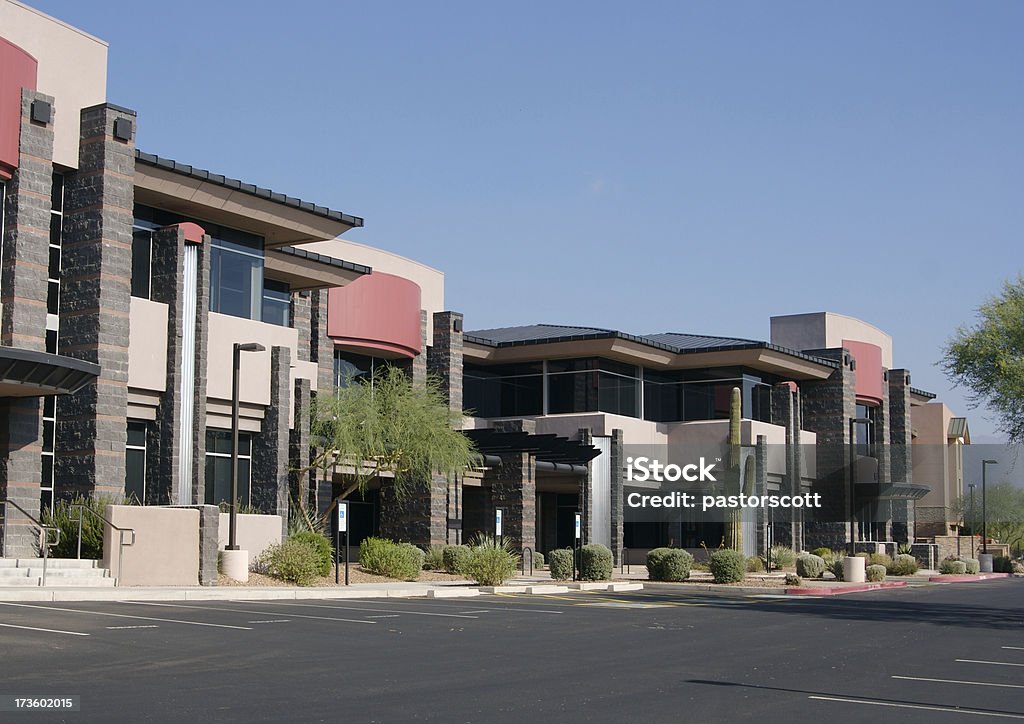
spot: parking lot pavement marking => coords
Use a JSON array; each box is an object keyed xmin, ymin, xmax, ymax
[
  {"xmin": 459, "ymin": 610, "xmax": 492, "ymax": 614},
  {"xmin": 577, "ymin": 602, "xmax": 677, "ymax": 609},
  {"xmin": 1002, "ymin": 647, "xmax": 1024, "ymax": 651},
  {"xmin": 246, "ymin": 620, "xmax": 290, "ymax": 624},
  {"xmin": 0, "ymin": 622, "xmax": 89, "ymax": 636},
  {"xmin": 892, "ymin": 675, "xmax": 1024, "ymax": 690},
  {"xmin": 365, "ymin": 615, "xmax": 400, "ymax": 619},
  {"xmin": 106, "ymin": 625, "xmax": 159, "ymax": 630},
  {"xmin": 957, "ymin": 659, "xmax": 1024, "ymax": 668},
  {"xmin": 809, "ymin": 695, "xmax": 1024, "ymax": 718},
  {"xmin": 249, "ymin": 601, "xmax": 479, "ymax": 619},
  {"xmin": 0, "ymin": 602, "xmax": 252, "ymax": 631},
  {"xmin": 119, "ymin": 601, "xmax": 376, "ymax": 625}
]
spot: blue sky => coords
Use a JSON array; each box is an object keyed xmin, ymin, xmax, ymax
[{"xmin": 32, "ymin": 0, "xmax": 1023, "ymax": 442}]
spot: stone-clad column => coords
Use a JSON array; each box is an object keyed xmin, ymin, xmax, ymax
[
  {"xmin": 428, "ymin": 311, "xmax": 463, "ymax": 412},
  {"xmin": 610, "ymin": 429, "xmax": 624, "ymax": 565},
  {"xmin": 251, "ymin": 345, "xmax": 291, "ymax": 537},
  {"xmin": 310, "ymin": 289, "xmax": 334, "ymax": 394},
  {"xmin": 411, "ymin": 310, "xmax": 428, "ymax": 387},
  {"xmin": 487, "ymin": 452, "xmax": 536, "ymax": 553},
  {"xmin": 888, "ymin": 369, "xmax": 914, "ymax": 541},
  {"xmin": 147, "ymin": 223, "xmax": 209, "ymax": 505},
  {"xmin": 0, "ymin": 90, "xmax": 54, "ymax": 556},
  {"xmin": 378, "ymin": 474, "xmax": 448, "ymax": 547},
  {"xmin": 289, "ymin": 378, "xmax": 311, "ymax": 509},
  {"xmin": 56, "ymin": 103, "xmax": 136, "ymax": 499}
]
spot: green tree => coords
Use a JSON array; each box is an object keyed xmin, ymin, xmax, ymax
[
  {"xmin": 952, "ymin": 482, "xmax": 1024, "ymax": 553},
  {"xmin": 299, "ymin": 367, "xmax": 478, "ymax": 513},
  {"xmin": 942, "ymin": 276, "xmax": 1024, "ymax": 445}
]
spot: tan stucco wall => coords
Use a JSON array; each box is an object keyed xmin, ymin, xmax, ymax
[
  {"xmin": 218, "ymin": 513, "xmax": 282, "ymax": 565},
  {"xmin": 912, "ymin": 403, "xmax": 953, "ymax": 509},
  {"xmin": 128, "ymin": 297, "xmax": 168, "ymax": 392},
  {"xmin": 0, "ymin": 0, "xmax": 107, "ymax": 169},
  {"xmin": 770, "ymin": 312, "xmax": 894, "ymax": 369},
  {"xmin": 299, "ymin": 238, "xmax": 445, "ymax": 338},
  {"xmin": 103, "ymin": 505, "xmax": 199, "ymax": 586}
]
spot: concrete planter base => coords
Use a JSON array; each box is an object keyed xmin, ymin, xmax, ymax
[
  {"xmin": 843, "ymin": 556, "xmax": 866, "ymax": 583},
  {"xmin": 979, "ymin": 553, "xmax": 994, "ymax": 573}
]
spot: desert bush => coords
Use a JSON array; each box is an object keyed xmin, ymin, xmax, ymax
[
  {"xmin": 993, "ymin": 556, "xmax": 1013, "ymax": 573},
  {"xmin": 795, "ymin": 553, "xmax": 826, "ymax": 579},
  {"xmin": 811, "ymin": 547, "xmax": 832, "ymax": 559},
  {"xmin": 359, "ymin": 537, "xmax": 422, "ymax": 580},
  {"xmin": 260, "ymin": 539, "xmax": 322, "ymax": 586},
  {"xmin": 288, "ymin": 531, "xmax": 333, "ymax": 577},
  {"xmin": 887, "ymin": 553, "xmax": 919, "ymax": 576},
  {"xmin": 709, "ymin": 549, "xmax": 746, "ymax": 584},
  {"xmin": 548, "ymin": 549, "xmax": 574, "ymax": 580},
  {"xmin": 423, "ymin": 544, "xmax": 446, "ymax": 571},
  {"xmin": 866, "ymin": 564, "xmax": 887, "ymax": 582},
  {"xmin": 463, "ymin": 538, "xmax": 519, "ymax": 586},
  {"xmin": 940, "ymin": 559, "xmax": 967, "ymax": 575},
  {"xmin": 784, "ymin": 573, "xmax": 801, "ymax": 586},
  {"xmin": 746, "ymin": 556, "xmax": 765, "ymax": 573},
  {"xmin": 646, "ymin": 548, "xmax": 693, "ymax": 582},
  {"xmin": 830, "ymin": 558, "xmax": 844, "ymax": 581},
  {"xmin": 963, "ymin": 557, "xmax": 980, "ymax": 575},
  {"xmin": 40, "ymin": 494, "xmax": 128, "ymax": 559},
  {"xmin": 442, "ymin": 544, "xmax": 472, "ymax": 574},
  {"xmin": 770, "ymin": 545, "xmax": 796, "ymax": 568},
  {"xmin": 534, "ymin": 551, "xmax": 545, "ymax": 568},
  {"xmin": 579, "ymin": 544, "xmax": 613, "ymax": 581},
  {"xmin": 868, "ymin": 552, "xmax": 893, "ymax": 569}
]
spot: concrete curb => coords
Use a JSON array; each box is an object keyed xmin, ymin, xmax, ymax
[
  {"xmin": 927, "ymin": 572, "xmax": 1012, "ymax": 583},
  {"xmin": 787, "ymin": 581, "xmax": 908, "ymax": 596}
]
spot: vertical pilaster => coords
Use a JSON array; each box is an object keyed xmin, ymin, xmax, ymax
[
  {"xmin": 486, "ymin": 452, "xmax": 536, "ymax": 553},
  {"xmin": 310, "ymin": 288, "xmax": 334, "ymax": 394},
  {"xmin": 56, "ymin": 103, "xmax": 136, "ymax": 499},
  {"xmin": 410, "ymin": 310, "xmax": 428, "ymax": 388},
  {"xmin": 888, "ymin": 369, "xmax": 914, "ymax": 541},
  {"xmin": 610, "ymin": 428, "xmax": 624, "ymax": 565},
  {"xmin": 0, "ymin": 90, "xmax": 54, "ymax": 556},
  {"xmin": 428, "ymin": 311, "xmax": 463, "ymax": 413},
  {"xmin": 251, "ymin": 345, "xmax": 291, "ymax": 537},
  {"xmin": 289, "ymin": 378, "xmax": 311, "ymax": 509},
  {"xmin": 378, "ymin": 474, "xmax": 447, "ymax": 547}
]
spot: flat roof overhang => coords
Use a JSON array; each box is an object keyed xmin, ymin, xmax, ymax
[
  {"xmin": 463, "ymin": 339, "xmax": 836, "ymax": 381},
  {"xmin": 0, "ymin": 347, "xmax": 99, "ymax": 398},
  {"xmin": 855, "ymin": 481, "xmax": 931, "ymax": 501},
  {"xmin": 464, "ymin": 428, "xmax": 601, "ymax": 474},
  {"xmin": 134, "ymin": 158, "xmax": 361, "ymax": 249},
  {"xmin": 265, "ymin": 247, "xmax": 370, "ymax": 292}
]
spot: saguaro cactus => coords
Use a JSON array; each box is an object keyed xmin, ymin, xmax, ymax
[{"xmin": 724, "ymin": 387, "xmax": 743, "ymax": 552}]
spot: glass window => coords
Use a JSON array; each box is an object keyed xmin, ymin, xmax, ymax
[
  {"xmin": 131, "ymin": 228, "xmax": 152, "ymax": 299},
  {"xmin": 205, "ymin": 430, "xmax": 251, "ymax": 507},
  {"xmin": 125, "ymin": 421, "xmax": 147, "ymax": 504},
  {"xmin": 547, "ymin": 359, "xmax": 639, "ymax": 416},
  {"xmin": 333, "ymin": 351, "xmax": 397, "ymax": 389},
  {"xmin": 463, "ymin": 363, "xmax": 543, "ymax": 417},
  {"xmin": 262, "ymin": 279, "xmax": 291, "ymax": 327},
  {"xmin": 855, "ymin": 403, "xmax": 877, "ymax": 457}
]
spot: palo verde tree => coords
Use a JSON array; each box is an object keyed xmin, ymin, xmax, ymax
[
  {"xmin": 299, "ymin": 366, "xmax": 478, "ymax": 517},
  {"xmin": 942, "ymin": 275, "xmax": 1024, "ymax": 445}
]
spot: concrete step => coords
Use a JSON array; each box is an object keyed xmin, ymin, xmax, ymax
[
  {"xmin": 11, "ymin": 558, "xmax": 101, "ymax": 569},
  {"xmin": 21, "ymin": 568, "xmax": 109, "ymax": 578},
  {"xmin": 0, "ymin": 569, "xmax": 33, "ymax": 577},
  {"xmin": 0, "ymin": 576, "xmax": 116, "ymax": 588}
]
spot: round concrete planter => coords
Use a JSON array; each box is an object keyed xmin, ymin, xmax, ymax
[
  {"xmin": 221, "ymin": 549, "xmax": 250, "ymax": 583},
  {"xmin": 843, "ymin": 556, "xmax": 866, "ymax": 583},
  {"xmin": 978, "ymin": 553, "xmax": 994, "ymax": 573}
]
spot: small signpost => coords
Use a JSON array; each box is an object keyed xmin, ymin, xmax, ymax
[
  {"xmin": 495, "ymin": 507, "xmax": 504, "ymax": 547},
  {"xmin": 336, "ymin": 500, "xmax": 349, "ymax": 586},
  {"xmin": 573, "ymin": 511, "xmax": 582, "ymax": 581}
]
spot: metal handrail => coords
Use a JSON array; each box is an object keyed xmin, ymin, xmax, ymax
[
  {"xmin": 70, "ymin": 504, "xmax": 135, "ymax": 587},
  {"xmin": 1, "ymin": 499, "xmax": 61, "ymax": 587},
  {"xmin": 521, "ymin": 547, "xmax": 534, "ymax": 576}
]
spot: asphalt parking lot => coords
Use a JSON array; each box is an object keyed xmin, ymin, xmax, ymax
[{"xmin": 0, "ymin": 580, "xmax": 1022, "ymax": 722}]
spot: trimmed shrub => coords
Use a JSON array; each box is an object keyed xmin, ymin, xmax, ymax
[
  {"xmin": 442, "ymin": 545, "xmax": 472, "ymax": 575},
  {"xmin": 784, "ymin": 573, "xmax": 801, "ymax": 586},
  {"xmin": 646, "ymin": 548, "xmax": 693, "ymax": 582},
  {"xmin": 855, "ymin": 552, "xmax": 871, "ymax": 561},
  {"xmin": 534, "ymin": 551, "xmax": 545, "ymax": 568},
  {"xmin": 830, "ymin": 558, "xmax": 844, "ymax": 581},
  {"xmin": 463, "ymin": 540, "xmax": 518, "ymax": 586},
  {"xmin": 940, "ymin": 559, "xmax": 967, "ymax": 575},
  {"xmin": 993, "ymin": 556, "xmax": 1013, "ymax": 573},
  {"xmin": 866, "ymin": 564, "xmax": 887, "ymax": 582},
  {"xmin": 770, "ymin": 545, "xmax": 796, "ymax": 568},
  {"xmin": 288, "ymin": 531, "xmax": 333, "ymax": 577},
  {"xmin": 795, "ymin": 553, "xmax": 826, "ymax": 579},
  {"xmin": 359, "ymin": 537, "xmax": 422, "ymax": 580},
  {"xmin": 868, "ymin": 552, "xmax": 893, "ymax": 569},
  {"xmin": 887, "ymin": 553, "xmax": 919, "ymax": 576},
  {"xmin": 811, "ymin": 547, "xmax": 832, "ymax": 559},
  {"xmin": 423, "ymin": 544, "xmax": 446, "ymax": 571},
  {"xmin": 825, "ymin": 549, "xmax": 847, "ymax": 565},
  {"xmin": 261, "ymin": 539, "xmax": 322, "ymax": 586},
  {"xmin": 709, "ymin": 549, "xmax": 746, "ymax": 584},
  {"xmin": 746, "ymin": 556, "xmax": 765, "ymax": 573},
  {"xmin": 548, "ymin": 549, "xmax": 574, "ymax": 580},
  {"xmin": 579, "ymin": 544, "xmax": 613, "ymax": 581},
  {"xmin": 963, "ymin": 557, "xmax": 980, "ymax": 575}
]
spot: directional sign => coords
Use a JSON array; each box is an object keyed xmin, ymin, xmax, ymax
[
  {"xmin": 574, "ymin": 512, "xmax": 582, "ymax": 540},
  {"xmin": 337, "ymin": 501, "xmax": 348, "ymax": 533},
  {"xmin": 495, "ymin": 508, "xmax": 503, "ymax": 537}
]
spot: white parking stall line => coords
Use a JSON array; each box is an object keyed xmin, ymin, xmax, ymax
[
  {"xmin": 248, "ymin": 600, "xmax": 479, "ymax": 619},
  {"xmin": 460, "ymin": 610, "xmax": 493, "ymax": 614},
  {"xmin": 106, "ymin": 625, "xmax": 160, "ymax": 630},
  {"xmin": 893, "ymin": 675, "xmax": 1024, "ymax": 690},
  {"xmin": 0, "ymin": 622, "xmax": 90, "ymax": 636},
  {"xmin": 0, "ymin": 602, "xmax": 252, "ymax": 630},
  {"xmin": 365, "ymin": 615, "xmax": 400, "ymax": 619},
  {"xmin": 957, "ymin": 659, "xmax": 1024, "ymax": 668},
  {"xmin": 247, "ymin": 620, "xmax": 291, "ymax": 624},
  {"xmin": 119, "ymin": 600, "xmax": 376, "ymax": 625},
  {"xmin": 809, "ymin": 695, "xmax": 1024, "ymax": 718},
  {"xmin": 1002, "ymin": 647, "xmax": 1024, "ymax": 651}
]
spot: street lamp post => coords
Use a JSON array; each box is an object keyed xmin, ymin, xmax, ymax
[
  {"xmin": 848, "ymin": 416, "xmax": 872, "ymax": 557},
  {"xmin": 229, "ymin": 342, "xmax": 265, "ymax": 551},
  {"xmin": 968, "ymin": 483, "xmax": 976, "ymax": 558},
  {"xmin": 981, "ymin": 459, "xmax": 998, "ymax": 555}
]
